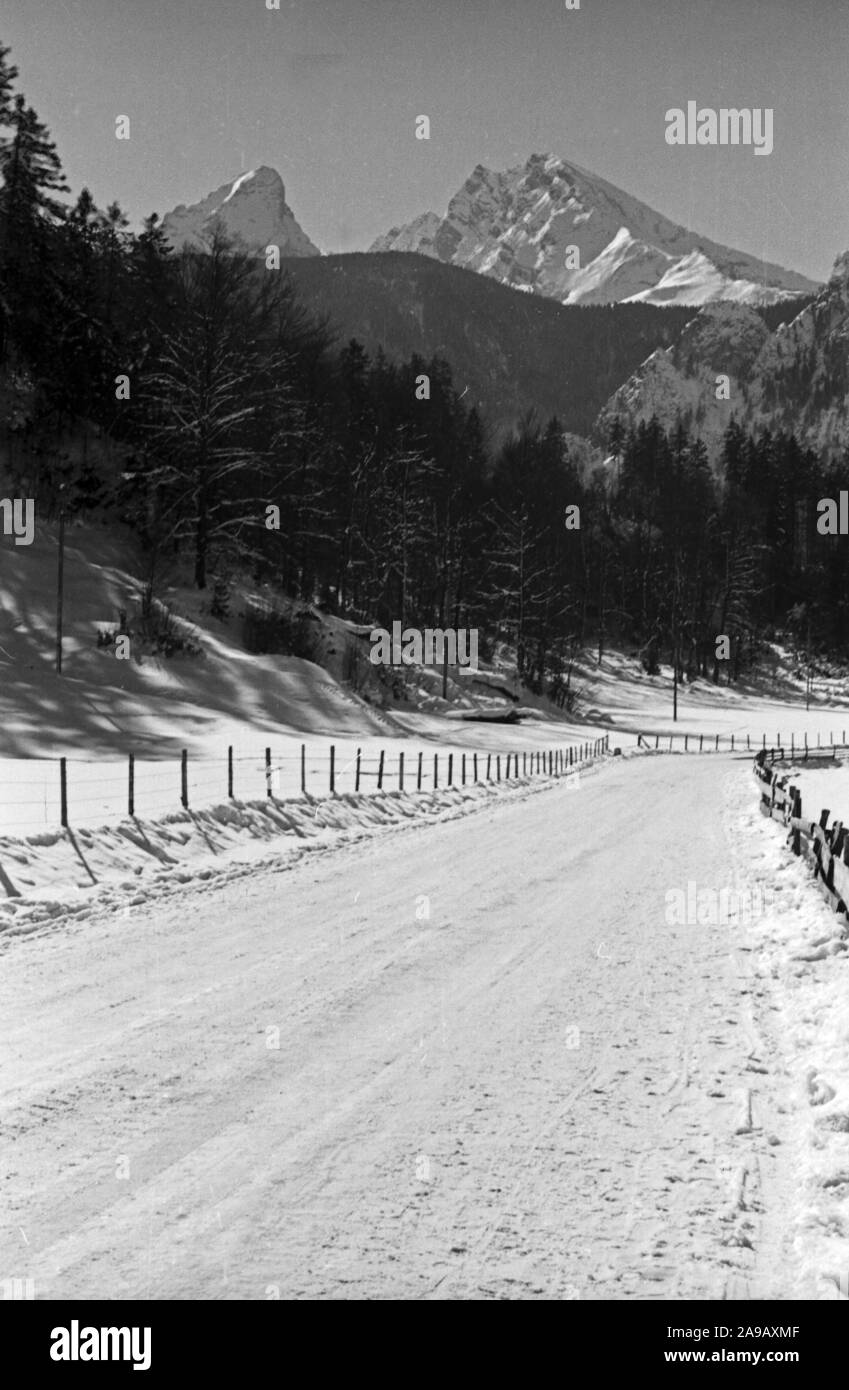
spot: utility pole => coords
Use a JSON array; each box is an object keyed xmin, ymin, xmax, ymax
[
  {"xmin": 55, "ymin": 491, "xmax": 66, "ymax": 676},
  {"xmin": 672, "ymin": 552, "xmax": 679, "ymax": 722}
]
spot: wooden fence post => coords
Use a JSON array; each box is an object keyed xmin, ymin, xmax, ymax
[
  {"xmin": 355, "ymin": 748, "xmax": 361, "ymax": 793},
  {"xmin": 377, "ymin": 750, "xmax": 384, "ymax": 789},
  {"xmin": 330, "ymin": 745, "xmax": 335, "ymax": 794},
  {"xmin": 301, "ymin": 744, "xmax": 306, "ymax": 794},
  {"xmin": 227, "ymin": 746, "xmax": 233, "ymax": 799},
  {"xmin": 418, "ymin": 752, "xmax": 424, "ymax": 790},
  {"xmin": 181, "ymin": 749, "xmax": 188, "ymax": 809},
  {"xmin": 448, "ymin": 753, "xmax": 453, "ymax": 786},
  {"xmin": 266, "ymin": 747, "xmax": 272, "ymax": 798},
  {"xmin": 60, "ymin": 758, "xmax": 68, "ymax": 827},
  {"xmin": 792, "ymin": 790, "xmax": 803, "ymax": 853},
  {"xmin": 731, "ymin": 734, "xmax": 735, "ymax": 751},
  {"xmin": 487, "ymin": 754, "xmax": 492, "ymax": 780},
  {"xmin": 699, "ymin": 734, "xmax": 703, "ymax": 752},
  {"xmin": 129, "ymin": 753, "xmax": 135, "ymax": 817},
  {"xmin": 473, "ymin": 753, "xmax": 478, "ymax": 783},
  {"xmin": 399, "ymin": 751, "xmax": 404, "ymax": 791},
  {"xmin": 715, "ymin": 733, "xmax": 719, "ymax": 751},
  {"xmin": 434, "ymin": 753, "xmax": 439, "ymax": 789},
  {"xmin": 462, "ymin": 753, "xmax": 466, "ymax": 785}
]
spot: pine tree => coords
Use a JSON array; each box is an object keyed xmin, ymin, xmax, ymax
[
  {"xmin": 0, "ymin": 43, "xmax": 17, "ymax": 114},
  {"xmin": 0, "ymin": 93, "xmax": 68, "ymax": 371},
  {"xmin": 0, "ymin": 45, "xmax": 19, "ymax": 363},
  {"xmin": 0, "ymin": 94, "xmax": 68, "ymax": 254},
  {"xmin": 141, "ymin": 232, "xmax": 296, "ymax": 589}
]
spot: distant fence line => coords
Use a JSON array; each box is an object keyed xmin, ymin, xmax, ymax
[
  {"xmin": 754, "ymin": 747, "xmax": 849, "ymax": 922},
  {"xmin": 637, "ymin": 729, "xmax": 849, "ymax": 755},
  {"xmin": 15, "ymin": 735, "xmax": 611, "ymax": 830}
]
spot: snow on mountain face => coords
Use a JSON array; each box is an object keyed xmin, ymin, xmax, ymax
[
  {"xmin": 597, "ymin": 251, "xmax": 849, "ymax": 463},
  {"xmin": 161, "ymin": 167, "xmax": 320, "ymax": 257},
  {"xmin": 369, "ymin": 153, "xmax": 818, "ymax": 308},
  {"xmin": 597, "ymin": 302, "xmax": 771, "ymax": 461}
]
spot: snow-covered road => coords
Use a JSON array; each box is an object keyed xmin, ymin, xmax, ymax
[{"xmin": 0, "ymin": 755, "xmax": 816, "ymax": 1299}]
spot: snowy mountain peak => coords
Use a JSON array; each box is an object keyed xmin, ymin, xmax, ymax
[
  {"xmin": 369, "ymin": 152, "xmax": 818, "ymax": 308},
  {"xmin": 161, "ymin": 166, "xmax": 320, "ymax": 258}
]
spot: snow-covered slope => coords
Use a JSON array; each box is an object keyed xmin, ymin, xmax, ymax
[
  {"xmin": 161, "ymin": 166, "xmax": 320, "ymax": 257},
  {"xmin": 370, "ymin": 153, "xmax": 818, "ymax": 307},
  {"xmin": 598, "ymin": 301, "xmax": 771, "ymax": 460},
  {"xmin": 598, "ymin": 251, "xmax": 849, "ymax": 460}
]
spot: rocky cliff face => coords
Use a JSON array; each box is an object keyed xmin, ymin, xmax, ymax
[
  {"xmin": 161, "ymin": 167, "xmax": 320, "ymax": 258},
  {"xmin": 597, "ymin": 254, "xmax": 849, "ymax": 462},
  {"xmin": 370, "ymin": 152, "xmax": 818, "ymax": 308}
]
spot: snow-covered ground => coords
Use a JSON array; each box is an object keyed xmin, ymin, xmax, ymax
[
  {"xmin": 0, "ymin": 521, "xmax": 606, "ymax": 834},
  {"xmin": 0, "ymin": 761, "xmax": 588, "ymax": 932},
  {"xmin": 1, "ymin": 753, "xmax": 847, "ymax": 1300},
  {"xmin": 3, "ymin": 520, "xmax": 849, "ymax": 1302},
  {"xmin": 4, "ymin": 520, "xmax": 849, "ymax": 842},
  {"xmin": 778, "ymin": 763, "xmax": 849, "ymax": 829},
  {"xmin": 731, "ymin": 771, "xmax": 849, "ymax": 1300}
]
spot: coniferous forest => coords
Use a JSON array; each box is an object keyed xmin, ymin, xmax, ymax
[{"xmin": 1, "ymin": 41, "xmax": 846, "ymax": 699}]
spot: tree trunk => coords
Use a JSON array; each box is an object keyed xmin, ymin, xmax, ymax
[{"xmin": 195, "ymin": 487, "xmax": 208, "ymax": 589}]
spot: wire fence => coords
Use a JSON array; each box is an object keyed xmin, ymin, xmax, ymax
[
  {"xmin": 0, "ymin": 735, "xmax": 611, "ymax": 834},
  {"xmin": 637, "ymin": 729, "xmax": 849, "ymax": 755}
]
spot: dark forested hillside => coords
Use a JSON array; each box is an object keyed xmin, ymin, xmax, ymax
[{"xmin": 281, "ymin": 252, "xmax": 695, "ymax": 440}]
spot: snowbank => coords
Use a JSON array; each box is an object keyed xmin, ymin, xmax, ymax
[
  {"xmin": 734, "ymin": 765, "xmax": 849, "ymax": 1298},
  {"xmin": 0, "ymin": 761, "xmax": 594, "ymax": 939}
]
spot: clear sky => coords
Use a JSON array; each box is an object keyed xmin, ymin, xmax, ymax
[{"xmin": 4, "ymin": 0, "xmax": 847, "ymax": 280}]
